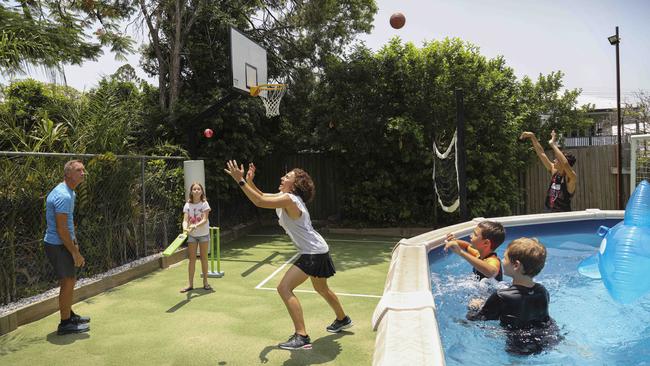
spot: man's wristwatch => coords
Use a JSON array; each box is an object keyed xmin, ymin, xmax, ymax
[{"xmin": 238, "ymin": 178, "xmax": 246, "ymax": 186}]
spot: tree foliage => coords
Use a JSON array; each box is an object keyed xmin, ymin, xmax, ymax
[
  {"xmin": 277, "ymin": 38, "xmax": 589, "ymax": 224},
  {"xmin": 0, "ymin": 1, "xmax": 135, "ymax": 77},
  {"xmin": 1, "ymin": 4, "xmax": 592, "ymax": 227},
  {"xmin": 0, "ymin": 72, "xmax": 146, "ymax": 154},
  {"xmin": 138, "ymin": 0, "xmax": 376, "ymax": 113},
  {"xmin": 623, "ymin": 91, "xmax": 650, "ymax": 134}
]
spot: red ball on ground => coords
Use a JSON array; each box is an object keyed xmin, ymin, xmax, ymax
[
  {"xmin": 204, "ymin": 128, "xmax": 214, "ymax": 138},
  {"xmin": 390, "ymin": 12, "xmax": 406, "ymax": 29}
]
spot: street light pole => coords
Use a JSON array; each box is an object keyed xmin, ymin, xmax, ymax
[{"xmin": 609, "ymin": 26, "xmax": 623, "ymax": 209}]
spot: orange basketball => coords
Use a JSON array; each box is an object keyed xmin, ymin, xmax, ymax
[{"xmin": 390, "ymin": 12, "xmax": 406, "ymax": 29}]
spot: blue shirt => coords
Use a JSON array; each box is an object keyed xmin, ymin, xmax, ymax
[{"xmin": 44, "ymin": 182, "xmax": 76, "ymax": 245}]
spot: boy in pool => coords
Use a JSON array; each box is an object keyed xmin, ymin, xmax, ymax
[
  {"xmin": 466, "ymin": 237, "xmax": 561, "ymax": 354},
  {"xmin": 445, "ymin": 221, "xmax": 505, "ymax": 281}
]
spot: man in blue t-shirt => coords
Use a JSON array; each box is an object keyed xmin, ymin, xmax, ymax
[{"xmin": 44, "ymin": 159, "xmax": 90, "ymax": 335}]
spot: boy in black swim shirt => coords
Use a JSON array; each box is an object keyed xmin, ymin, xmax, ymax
[{"xmin": 467, "ymin": 237, "xmax": 561, "ymax": 355}]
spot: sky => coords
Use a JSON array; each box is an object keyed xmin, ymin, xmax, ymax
[
  {"xmin": 4, "ymin": 0, "xmax": 649, "ymax": 109},
  {"xmin": 360, "ymin": 0, "xmax": 650, "ymax": 108}
]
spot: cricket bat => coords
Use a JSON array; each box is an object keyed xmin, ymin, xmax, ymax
[{"xmin": 163, "ymin": 233, "xmax": 188, "ymax": 257}]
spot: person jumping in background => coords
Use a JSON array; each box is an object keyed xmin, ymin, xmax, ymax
[
  {"xmin": 520, "ymin": 130, "xmax": 577, "ymax": 212},
  {"xmin": 180, "ymin": 182, "xmax": 212, "ymax": 293},
  {"xmin": 225, "ymin": 161, "xmax": 352, "ymax": 350}
]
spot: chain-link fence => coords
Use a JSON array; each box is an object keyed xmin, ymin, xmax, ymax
[
  {"xmin": 0, "ymin": 152, "xmax": 187, "ymax": 306},
  {"xmin": 0, "ymin": 151, "xmax": 345, "ymax": 307}
]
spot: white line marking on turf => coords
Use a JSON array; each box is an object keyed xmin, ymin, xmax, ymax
[
  {"xmin": 255, "ymin": 287, "xmax": 381, "ymax": 298},
  {"xmin": 247, "ymin": 234, "xmax": 397, "ymax": 244},
  {"xmin": 254, "ymin": 253, "xmax": 381, "ymax": 298},
  {"xmin": 255, "ymin": 253, "xmax": 300, "ymax": 289}
]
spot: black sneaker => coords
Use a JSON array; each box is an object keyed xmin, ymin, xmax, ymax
[
  {"xmin": 278, "ymin": 333, "xmax": 312, "ymax": 350},
  {"xmin": 70, "ymin": 311, "xmax": 90, "ymax": 324},
  {"xmin": 326, "ymin": 315, "xmax": 352, "ymax": 333},
  {"xmin": 57, "ymin": 321, "xmax": 90, "ymax": 335}
]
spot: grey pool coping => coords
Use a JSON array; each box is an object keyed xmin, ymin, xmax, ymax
[{"xmin": 371, "ymin": 209, "xmax": 625, "ymax": 366}]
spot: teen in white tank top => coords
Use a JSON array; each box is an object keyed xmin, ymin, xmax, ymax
[
  {"xmin": 276, "ymin": 193, "xmax": 328, "ymax": 254},
  {"xmin": 225, "ymin": 161, "xmax": 351, "ymax": 349}
]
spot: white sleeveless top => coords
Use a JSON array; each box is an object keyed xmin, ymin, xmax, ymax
[{"xmin": 276, "ymin": 193, "xmax": 329, "ymax": 254}]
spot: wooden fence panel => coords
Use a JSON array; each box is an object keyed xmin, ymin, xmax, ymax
[
  {"xmin": 523, "ymin": 144, "xmax": 630, "ymax": 213},
  {"xmin": 253, "ymin": 145, "xmax": 630, "ymax": 221}
]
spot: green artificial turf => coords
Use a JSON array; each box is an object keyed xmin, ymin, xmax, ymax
[{"xmin": 0, "ymin": 230, "xmax": 399, "ymax": 366}]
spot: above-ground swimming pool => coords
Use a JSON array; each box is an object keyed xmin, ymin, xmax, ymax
[
  {"xmin": 371, "ymin": 210, "xmax": 648, "ymax": 366},
  {"xmin": 429, "ymin": 218, "xmax": 650, "ymax": 365}
]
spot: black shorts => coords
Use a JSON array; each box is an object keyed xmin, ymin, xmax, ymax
[
  {"xmin": 293, "ymin": 252, "xmax": 336, "ymax": 278},
  {"xmin": 44, "ymin": 243, "xmax": 76, "ymax": 279}
]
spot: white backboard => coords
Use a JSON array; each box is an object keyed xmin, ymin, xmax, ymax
[{"xmin": 230, "ymin": 27, "xmax": 267, "ymax": 94}]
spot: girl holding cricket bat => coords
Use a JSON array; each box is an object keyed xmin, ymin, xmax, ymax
[{"xmin": 180, "ymin": 182, "xmax": 212, "ymax": 292}]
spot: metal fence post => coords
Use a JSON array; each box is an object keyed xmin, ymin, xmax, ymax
[{"xmin": 141, "ymin": 157, "xmax": 146, "ymax": 256}]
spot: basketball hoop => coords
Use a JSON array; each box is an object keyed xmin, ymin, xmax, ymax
[{"xmin": 250, "ymin": 83, "xmax": 287, "ymax": 117}]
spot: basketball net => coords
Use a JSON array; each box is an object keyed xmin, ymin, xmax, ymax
[
  {"xmin": 250, "ymin": 83, "xmax": 287, "ymax": 117},
  {"xmin": 432, "ymin": 130, "xmax": 460, "ymax": 213}
]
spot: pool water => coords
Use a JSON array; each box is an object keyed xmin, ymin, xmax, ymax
[{"xmin": 429, "ymin": 219, "xmax": 650, "ymax": 365}]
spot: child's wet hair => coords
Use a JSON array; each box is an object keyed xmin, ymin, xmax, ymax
[
  {"xmin": 506, "ymin": 237, "xmax": 547, "ymax": 277},
  {"xmin": 477, "ymin": 221, "xmax": 506, "ymax": 250}
]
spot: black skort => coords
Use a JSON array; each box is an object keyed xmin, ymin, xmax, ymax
[{"xmin": 294, "ymin": 252, "xmax": 336, "ymax": 278}]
